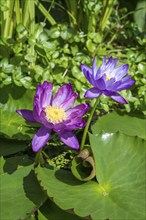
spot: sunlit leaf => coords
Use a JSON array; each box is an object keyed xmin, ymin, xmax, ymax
[
  {"xmin": 35, "ymin": 132, "xmax": 146, "ymax": 219},
  {"xmin": 92, "ymin": 112, "xmax": 146, "ymax": 139}
]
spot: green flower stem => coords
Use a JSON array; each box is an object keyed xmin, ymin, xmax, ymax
[
  {"xmin": 34, "ymin": 148, "xmax": 42, "ymax": 165},
  {"xmin": 42, "ymin": 151, "xmax": 50, "ymax": 160},
  {"xmin": 80, "ymin": 98, "xmax": 99, "ymax": 151}
]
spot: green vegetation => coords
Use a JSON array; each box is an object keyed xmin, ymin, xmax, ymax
[{"xmin": 0, "ymin": 1, "xmax": 146, "ymax": 219}]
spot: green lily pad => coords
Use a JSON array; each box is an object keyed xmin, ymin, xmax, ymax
[
  {"xmin": 0, "ymin": 85, "xmax": 36, "ymax": 140},
  {"xmin": 35, "ymin": 132, "xmax": 146, "ymax": 219},
  {"xmin": 0, "ymin": 138, "xmax": 29, "ymax": 156},
  {"xmin": 92, "ymin": 112, "xmax": 146, "ymax": 139},
  {"xmin": 0, "ymin": 166, "xmax": 47, "ymax": 220},
  {"xmin": 39, "ymin": 199, "xmax": 82, "ymax": 220},
  {"xmin": 1, "ymin": 155, "xmax": 33, "ymax": 174}
]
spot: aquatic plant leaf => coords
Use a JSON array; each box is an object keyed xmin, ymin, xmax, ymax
[{"xmin": 35, "ymin": 132, "xmax": 146, "ymax": 219}]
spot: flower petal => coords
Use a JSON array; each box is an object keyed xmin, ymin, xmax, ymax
[
  {"xmin": 80, "ymin": 64, "xmax": 95, "ymax": 86},
  {"xmin": 117, "ymin": 76, "xmax": 136, "ymax": 91},
  {"xmin": 105, "ymin": 78, "xmax": 121, "ymax": 91},
  {"xmin": 52, "ymin": 83, "xmax": 73, "ymax": 107},
  {"xmin": 104, "ymin": 91, "xmax": 128, "ymax": 104},
  {"xmin": 85, "ymin": 88, "xmax": 102, "ymax": 98},
  {"xmin": 95, "ymin": 56, "xmax": 107, "ymax": 79},
  {"xmin": 16, "ymin": 110, "xmax": 36, "ymax": 122},
  {"xmin": 111, "ymin": 93, "xmax": 128, "ymax": 104},
  {"xmin": 34, "ymin": 82, "xmax": 53, "ymax": 110},
  {"xmin": 32, "ymin": 126, "xmax": 51, "ymax": 152},
  {"xmin": 66, "ymin": 103, "xmax": 90, "ymax": 119},
  {"xmin": 113, "ymin": 64, "xmax": 129, "ymax": 80},
  {"xmin": 60, "ymin": 92, "xmax": 78, "ymax": 111},
  {"xmin": 92, "ymin": 58, "xmax": 98, "ymax": 78},
  {"xmin": 53, "ymin": 123, "xmax": 67, "ymax": 131},
  {"xmin": 41, "ymin": 82, "xmax": 53, "ymax": 108},
  {"xmin": 64, "ymin": 118, "xmax": 86, "ymax": 130},
  {"xmin": 57, "ymin": 131, "xmax": 79, "ymax": 150},
  {"xmin": 95, "ymin": 78, "xmax": 106, "ymax": 90},
  {"xmin": 33, "ymin": 101, "xmax": 45, "ymax": 123},
  {"xmin": 33, "ymin": 96, "xmax": 42, "ymax": 116}
]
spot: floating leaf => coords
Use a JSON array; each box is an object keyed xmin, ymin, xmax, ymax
[
  {"xmin": 0, "ymin": 138, "xmax": 28, "ymax": 156},
  {"xmin": 0, "ymin": 85, "xmax": 36, "ymax": 140},
  {"xmin": 92, "ymin": 112, "xmax": 146, "ymax": 139},
  {"xmin": 1, "ymin": 155, "xmax": 33, "ymax": 174},
  {"xmin": 35, "ymin": 132, "xmax": 146, "ymax": 219},
  {"xmin": 0, "ymin": 166, "xmax": 47, "ymax": 220}
]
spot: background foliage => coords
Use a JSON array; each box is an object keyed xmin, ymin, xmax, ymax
[{"xmin": 0, "ymin": 0, "xmax": 146, "ymax": 219}]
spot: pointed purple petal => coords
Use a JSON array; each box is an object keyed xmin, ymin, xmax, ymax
[
  {"xmin": 57, "ymin": 131, "xmax": 79, "ymax": 150},
  {"xmin": 32, "ymin": 126, "xmax": 51, "ymax": 152},
  {"xmin": 95, "ymin": 78, "xmax": 106, "ymax": 90},
  {"xmin": 85, "ymin": 88, "xmax": 102, "ymax": 98},
  {"xmin": 117, "ymin": 76, "xmax": 136, "ymax": 91},
  {"xmin": 41, "ymin": 82, "xmax": 53, "ymax": 108},
  {"xmin": 80, "ymin": 64, "xmax": 96, "ymax": 86},
  {"xmin": 110, "ymin": 93, "xmax": 128, "ymax": 104},
  {"xmin": 52, "ymin": 83, "xmax": 73, "ymax": 107},
  {"xmin": 106, "ymin": 56, "xmax": 113, "ymax": 66},
  {"xmin": 95, "ymin": 56, "xmax": 107, "ymax": 79},
  {"xmin": 66, "ymin": 103, "xmax": 90, "ymax": 119},
  {"xmin": 60, "ymin": 92, "xmax": 78, "ymax": 111},
  {"xmin": 53, "ymin": 123, "xmax": 67, "ymax": 131},
  {"xmin": 16, "ymin": 110, "xmax": 36, "ymax": 122},
  {"xmin": 105, "ymin": 78, "xmax": 121, "ymax": 91},
  {"xmin": 33, "ymin": 100, "xmax": 46, "ymax": 123},
  {"xmin": 92, "ymin": 58, "xmax": 98, "ymax": 78},
  {"xmin": 34, "ymin": 82, "xmax": 53, "ymax": 110},
  {"xmin": 64, "ymin": 118, "xmax": 86, "ymax": 130},
  {"xmin": 113, "ymin": 64, "xmax": 129, "ymax": 80},
  {"xmin": 103, "ymin": 90, "xmax": 127, "ymax": 103}
]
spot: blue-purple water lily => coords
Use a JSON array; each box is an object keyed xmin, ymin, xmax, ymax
[
  {"xmin": 16, "ymin": 82, "xmax": 90, "ymax": 152},
  {"xmin": 81, "ymin": 56, "xmax": 136, "ymax": 104}
]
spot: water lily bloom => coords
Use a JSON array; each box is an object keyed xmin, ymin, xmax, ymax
[
  {"xmin": 16, "ymin": 82, "xmax": 90, "ymax": 152},
  {"xmin": 81, "ymin": 56, "xmax": 136, "ymax": 104}
]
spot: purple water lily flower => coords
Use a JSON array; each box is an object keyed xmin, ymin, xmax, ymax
[
  {"xmin": 16, "ymin": 82, "xmax": 90, "ymax": 152},
  {"xmin": 81, "ymin": 56, "xmax": 136, "ymax": 104}
]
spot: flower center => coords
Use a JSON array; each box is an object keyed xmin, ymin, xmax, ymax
[
  {"xmin": 45, "ymin": 106, "xmax": 67, "ymax": 124},
  {"xmin": 106, "ymin": 75, "xmax": 111, "ymax": 81}
]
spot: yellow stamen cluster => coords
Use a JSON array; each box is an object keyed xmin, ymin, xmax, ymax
[
  {"xmin": 106, "ymin": 75, "xmax": 111, "ymax": 81},
  {"xmin": 45, "ymin": 106, "xmax": 67, "ymax": 124}
]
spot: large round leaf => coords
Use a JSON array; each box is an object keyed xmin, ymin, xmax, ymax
[
  {"xmin": 0, "ymin": 166, "xmax": 47, "ymax": 219},
  {"xmin": 0, "ymin": 85, "xmax": 37, "ymax": 140},
  {"xmin": 92, "ymin": 112, "xmax": 146, "ymax": 139},
  {"xmin": 35, "ymin": 132, "xmax": 146, "ymax": 219}
]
